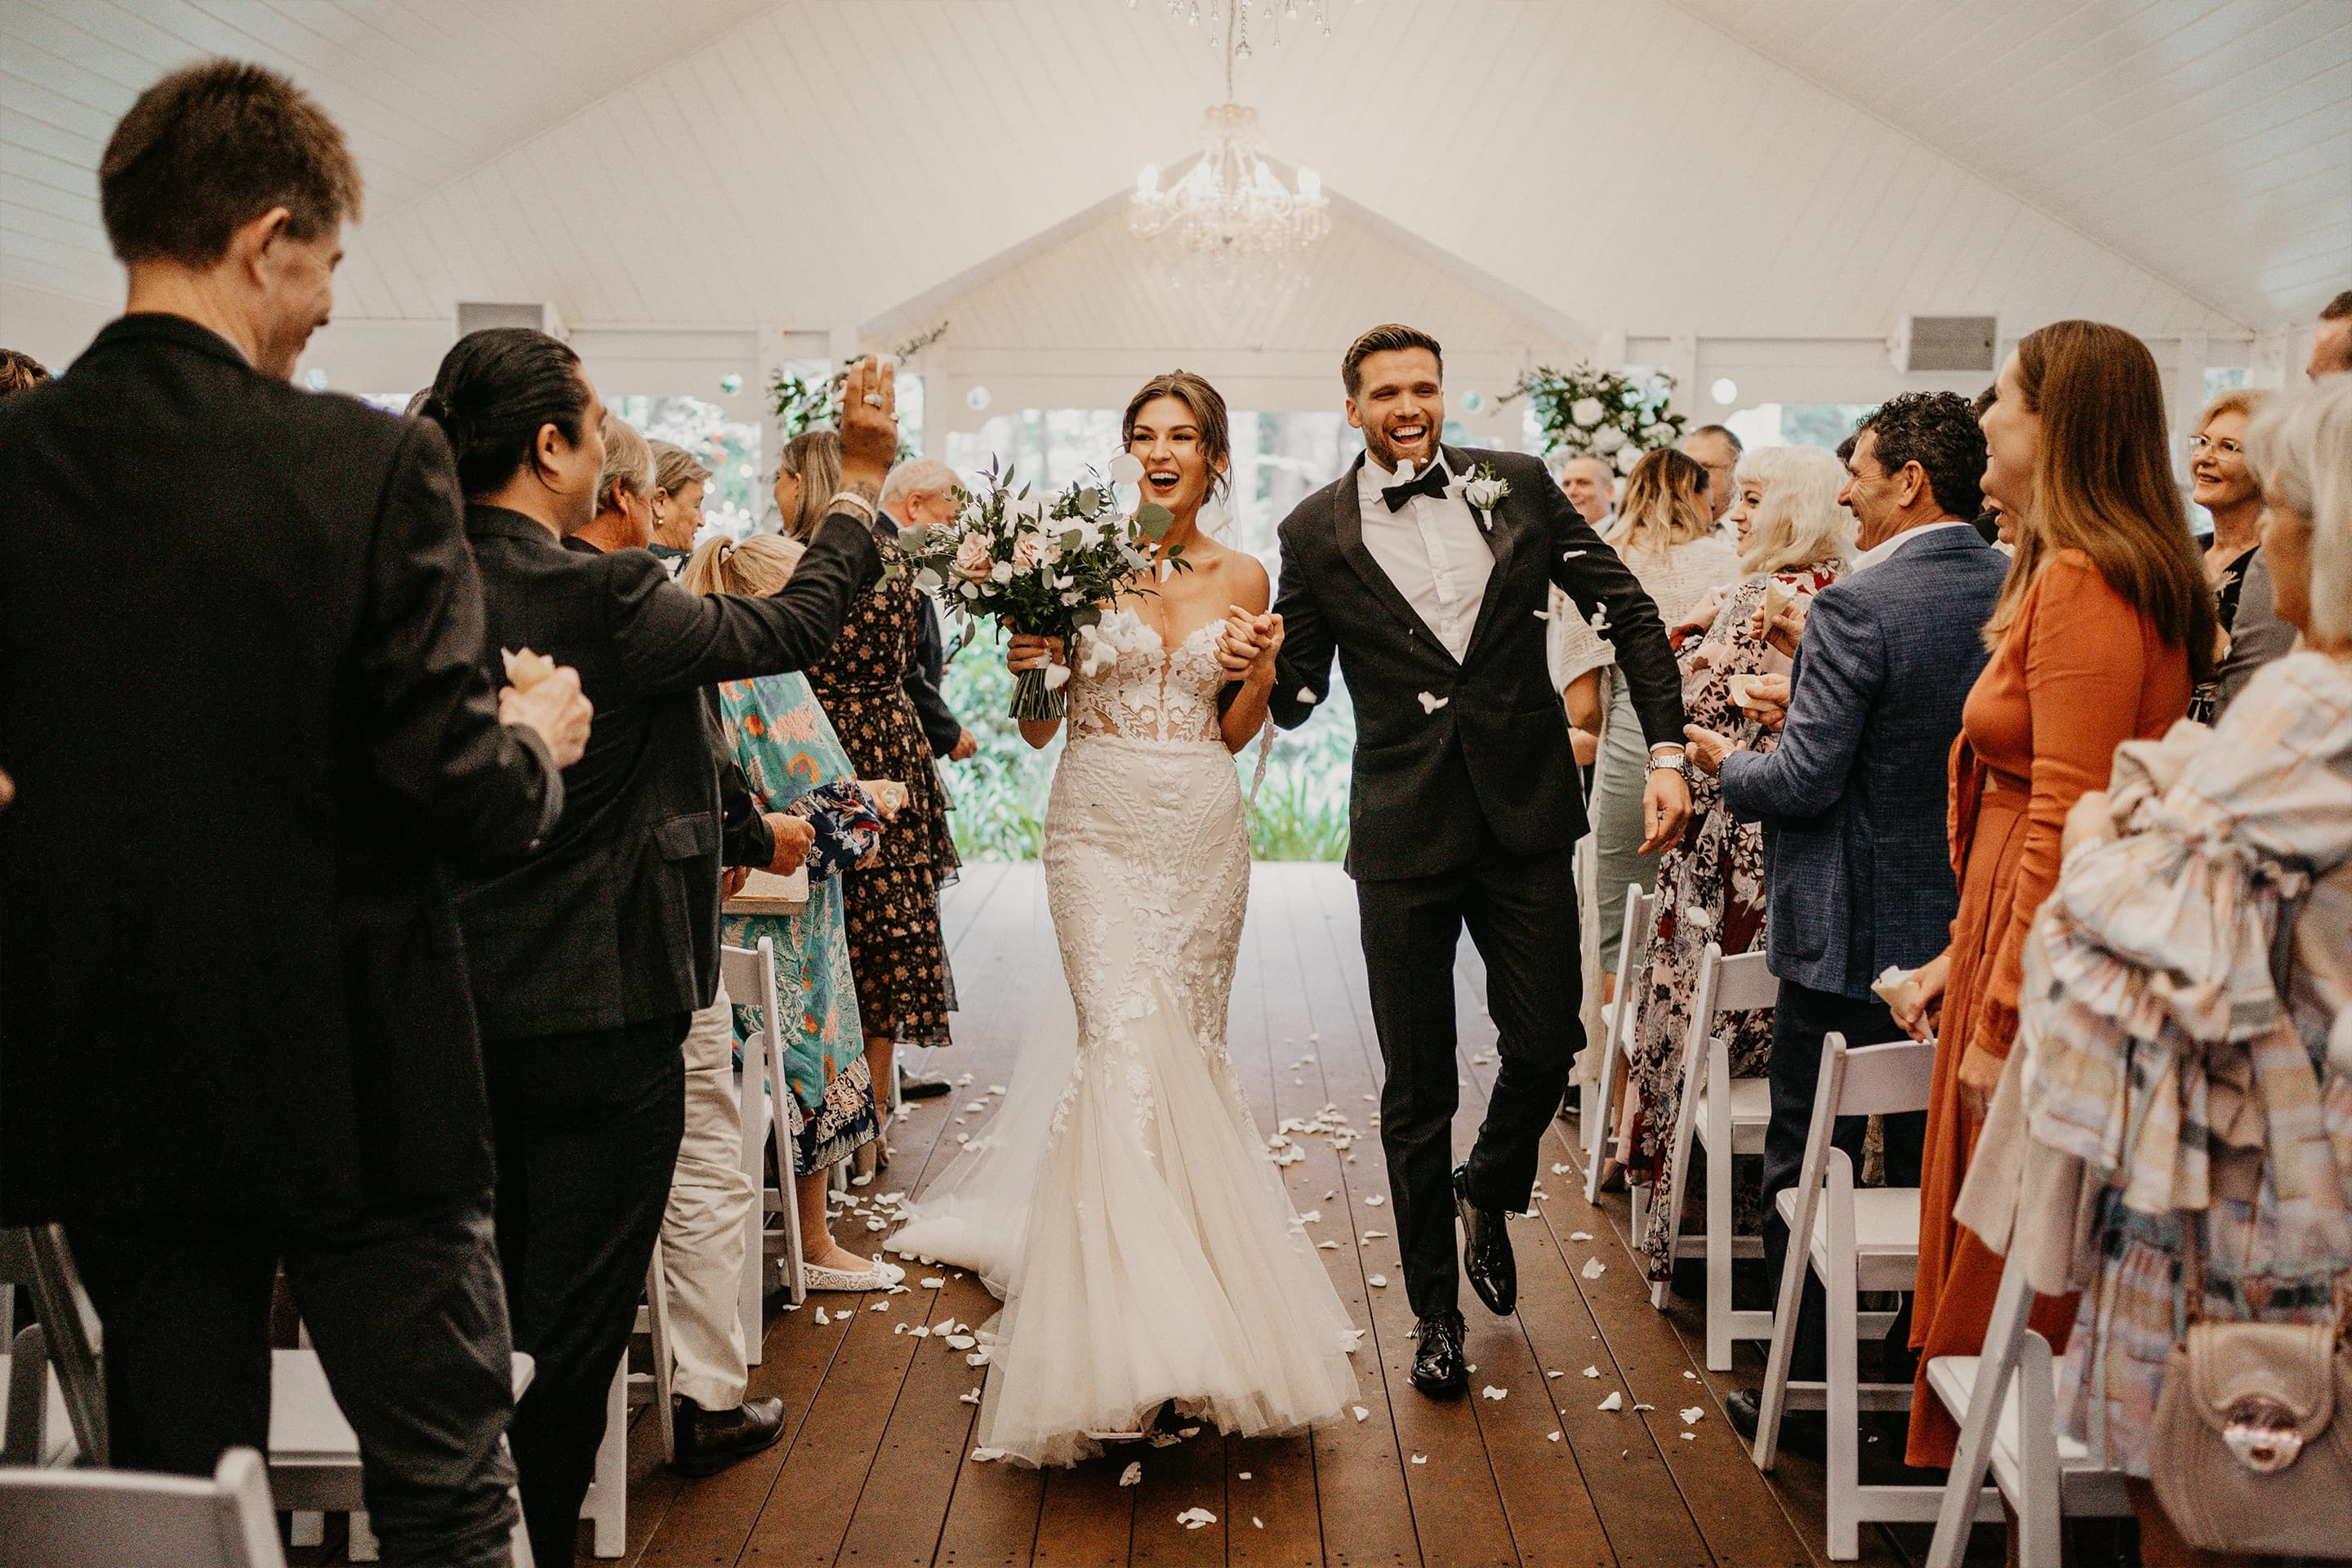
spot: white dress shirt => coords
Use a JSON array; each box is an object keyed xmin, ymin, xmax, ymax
[
  {"xmin": 1354, "ymin": 454, "xmax": 1494, "ymax": 662},
  {"xmin": 1846, "ymin": 517, "xmax": 1976, "ymax": 576}
]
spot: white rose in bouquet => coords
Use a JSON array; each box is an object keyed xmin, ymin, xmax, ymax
[
  {"xmin": 1570, "ymin": 396, "xmax": 1607, "ymax": 429},
  {"xmin": 1614, "ymin": 443, "xmax": 1640, "ymax": 474},
  {"xmin": 990, "ymin": 559, "xmax": 1015, "ymax": 585},
  {"xmin": 952, "ymin": 531, "xmax": 994, "ymax": 581},
  {"xmin": 1591, "ymin": 424, "xmax": 1626, "ymax": 454}
]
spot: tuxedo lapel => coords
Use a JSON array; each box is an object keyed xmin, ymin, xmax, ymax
[
  {"xmin": 1329, "ymin": 454, "xmax": 1453, "ymax": 658},
  {"xmin": 1451, "ymin": 446, "xmax": 1519, "ymax": 662}
]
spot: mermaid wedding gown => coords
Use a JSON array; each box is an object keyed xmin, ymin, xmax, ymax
[{"xmin": 889, "ymin": 610, "xmax": 1360, "ymax": 1467}]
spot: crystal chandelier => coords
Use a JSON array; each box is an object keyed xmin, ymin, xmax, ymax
[
  {"xmin": 1137, "ymin": 0, "xmax": 1335, "ymax": 56},
  {"xmin": 1129, "ymin": 3, "xmax": 1331, "ymax": 310}
]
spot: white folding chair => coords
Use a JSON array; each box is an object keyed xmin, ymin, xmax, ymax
[
  {"xmin": 2, "ymin": 1325, "xmax": 78, "ymax": 1467},
  {"xmin": 1752, "ymin": 1034, "xmax": 1992, "ymax": 1559},
  {"xmin": 0, "ymin": 1446, "xmax": 285, "ymax": 1568},
  {"xmin": 1584, "ymin": 883, "xmax": 1659, "ymax": 1209},
  {"xmin": 1922, "ymin": 1255, "xmax": 2130, "ymax": 1568},
  {"xmin": 1650, "ymin": 944, "xmax": 1777, "ymax": 1370},
  {"xmin": 0, "ymin": 1227, "xmax": 105, "ymax": 1466},
  {"xmin": 723, "ymin": 938, "xmax": 811, "ymax": 1319},
  {"xmin": 270, "ymin": 1344, "xmax": 538, "ymax": 1566}
]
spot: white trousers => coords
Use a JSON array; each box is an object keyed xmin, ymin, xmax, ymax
[{"xmin": 657, "ymin": 985, "xmax": 755, "ymax": 1412}]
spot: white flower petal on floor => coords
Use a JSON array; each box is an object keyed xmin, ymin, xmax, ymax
[
  {"xmin": 868, "ymin": 1301, "xmax": 889, "ymax": 1312},
  {"xmin": 1352, "ymin": 1405, "xmax": 1369, "ymax": 1422},
  {"xmin": 959, "ymin": 1388, "xmax": 981, "ymax": 1405},
  {"xmin": 1410, "ymin": 1453, "xmax": 1427, "ymax": 1464},
  {"xmin": 1367, "ymin": 1274, "xmax": 1387, "ymax": 1287},
  {"xmin": 1569, "ymin": 1231, "xmax": 1592, "ymax": 1242},
  {"xmin": 1253, "ymin": 1517, "xmax": 1264, "ymax": 1529},
  {"xmin": 1481, "ymin": 1386, "xmax": 1508, "ymax": 1401},
  {"xmin": 1550, "ymin": 1163, "xmax": 1572, "ymax": 1175},
  {"xmin": 946, "ymin": 1334, "xmax": 977, "ymax": 1349},
  {"xmin": 1361, "ymin": 1229, "xmax": 1386, "ymax": 1241},
  {"xmin": 1119, "ymin": 1462, "xmax": 1142, "ymax": 1487},
  {"xmin": 1580, "ymin": 1257, "xmax": 1606, "ymax": 1279},
  {"xmin": 1177, "ymin": 1508, "xmax": 1217, "ymax": 1530},
  {"xmin": 1681, "ymin": 1432, "xmax": 1696, "ymax": 1441},
  {"xmin": 1546, "ymin": 1370, "xmax": 1564, "ymax": 1379},
  {"xmin": 922, "ymin": 1276, "xmax": 946, "ymax": 1289},
  {"xmin": 1597, "ymin": 1392, "xmax": 1622, "ymax": 1411},
  {"xmin": 1365, "ymin": 1194, "xmax": 1385, "ymax": 1206},
  {"xmin": 1583, "ymin": 1366, "xmax": 1600, "ymax": 1378},
  {"xmin": 1680, "ymin": 1407, "xmax": 1704, "ymax": 1424},
  {"xmin": 815, "ymin": 1307, "xmax": 830, "ymax": 1325}
]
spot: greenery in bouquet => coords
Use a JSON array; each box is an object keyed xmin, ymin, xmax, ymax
[
  {"xmin": 893, "ymin": 453, "xmax": 1184, "ymax": 721},
  {"xmin": 1512, "ymin": 363, "xmax": 1686, "ymax": 477}
]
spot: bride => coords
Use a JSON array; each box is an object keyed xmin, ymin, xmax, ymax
[{"xmin": 889, "ymin": 370, "xmax": 1361, "ymax": 1467}]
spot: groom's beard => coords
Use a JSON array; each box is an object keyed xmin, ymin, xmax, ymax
[{"xmin": 1364, "ymin": 413, "xmax": 1439, "ymax": 474}]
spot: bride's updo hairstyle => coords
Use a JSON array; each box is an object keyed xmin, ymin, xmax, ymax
[
  {"xmin": 416, "ymin": 327, "xmax": 594, "ymax": 499},
  {"xmin": 1122, "ymin": 370, "xmax": 1231, "ymax": 501}
]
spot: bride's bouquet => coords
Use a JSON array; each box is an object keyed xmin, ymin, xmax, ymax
[{"xmin": 896, "ymin": 454, "xmax": 1181, "ymax": 720}]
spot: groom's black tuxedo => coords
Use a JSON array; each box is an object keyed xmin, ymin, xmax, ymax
[
  {"xmin": 1267, "ymin": 443, "xmax": 1686, "ymax": 1325},
  {"xmin": 1269, "ymin": 446, "xmax": 1685, "ymax": 880}
]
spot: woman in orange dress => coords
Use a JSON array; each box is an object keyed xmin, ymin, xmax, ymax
[{"xmin": 1892, "ymin": 320, "xmax": 2214, "ymax": 1468}]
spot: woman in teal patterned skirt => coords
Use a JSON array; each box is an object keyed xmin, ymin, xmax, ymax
[{"xmin": 688, "ymin": 533, "xmax": 895, "ymax": 1288}]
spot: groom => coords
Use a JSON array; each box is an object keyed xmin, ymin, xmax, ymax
[{"xmin": 1243, "ymin": 324, "xmax": 1690, "ymax": 1396}]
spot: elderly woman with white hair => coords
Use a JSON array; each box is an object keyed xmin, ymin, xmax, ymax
[
  {"xmin": 1619, "ymin": 443, "xmax": 1855, "ymax": 1282},
  {"xmin": 1953, "ymin": 376, "xmax": 2352, "ymax": 1564}
]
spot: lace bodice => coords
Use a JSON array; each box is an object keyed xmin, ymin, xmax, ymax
[{"xmin": 1067, "ymin": 611, "xmax": 1227, "ymax": 745}]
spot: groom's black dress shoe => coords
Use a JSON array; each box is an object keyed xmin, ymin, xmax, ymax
[
  {"xmin": 1411, "ymin": 1311, "xmax": 1469, "ymax": 1397},
  {"xmin": 1453, "ymin": 1164, "xmax": 1517, "ymax": 1316},
  {"xmin": 671, "ymin": 1396, "xmax": 786, "ymax": 1477}
]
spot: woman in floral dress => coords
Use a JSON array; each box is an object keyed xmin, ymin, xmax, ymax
[
  {"xmin": 685, "ymin": 532, "xmax": 898, "ymax": 1288},
  {"xmin": 777, "ymin": 431, "xmax": 960, "ymax": 1160},
  {"xmin": 1627, "ymin": 445, "xmax": 1853, "ymax": 1283}
]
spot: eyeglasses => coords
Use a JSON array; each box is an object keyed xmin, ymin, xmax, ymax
[{"xmin": 2186, "ymin": 434, "xmax": 2243, "ymax": 456}]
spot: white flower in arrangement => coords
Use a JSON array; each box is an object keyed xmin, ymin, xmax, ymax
[
  {"xmin": 952, "ymin": 531, "xmax": 993, "ymax": 581},
  {"xmin": 1614, "ymin": 443, "xmax": 1641, "ymax": 475},
  {"xmin": 1590, "ymin": 424, "xmax": 1627, "ymax": 454},
  {"xmin": 989, "ymin": 560, "xmax": 1015, "ymax": 585},
  {"xmin": 1642, "ymin": 423, "xmax": 1676, "ymax": 446},
  {"xmin": 1570, "ymin": 396, "xmax": 1607, "ymax": 428}
]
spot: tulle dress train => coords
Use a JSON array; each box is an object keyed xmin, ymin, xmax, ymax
[{"xmin": 890, "ymin": 613, "xmax": 1360, "ymax": 1466}]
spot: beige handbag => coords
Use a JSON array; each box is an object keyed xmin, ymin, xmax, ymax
[{"xmin": 2149, "ymin": 1316, "xmax": 2352, "ymax": 1558}]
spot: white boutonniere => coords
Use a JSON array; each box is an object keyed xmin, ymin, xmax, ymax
[{"xmin": 1462, "ymin": 463, "xmax": 1510, "ymax": 520}]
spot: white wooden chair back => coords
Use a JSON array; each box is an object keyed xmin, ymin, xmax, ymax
[
  {"xmin": 0, "ymin": 1447, "xmax": 285, "ymax": 1568},
  {"xmin": 1650, "ymin": 945, "xmax": 1779, "ymax": 1372},
  {"xmin": 1753, "ymin": 1032, "xmax": 1987, "ymax": 1558},
  {"xmin": 1922, "ymin": 1255, "xmax": 2131, "ymax": 1568},
  {"xmin": 1584, "ymin": 882, "xmax": 1659, "ymax": 1205},
  {"xmin": 0, "ymin": 1227, "xmax": 105, "ymax": 1465},
  {"xmin": 720, "ymin": 939, "xmax": 809, "ymax": 1322}
]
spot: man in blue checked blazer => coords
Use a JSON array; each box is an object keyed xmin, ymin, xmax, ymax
[{"xmin": 1682, "ymin": 393, "xmax": 2007, "ymax": 1440}]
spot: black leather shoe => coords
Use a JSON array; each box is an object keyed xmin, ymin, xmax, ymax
[
  {"xmin": 670, "ymin": 1395, "xmax": 786, "ymax": 1477},
  {"xmin": 898, "ymin": 1071, "xmax": 952, "ymax": 1101},
  {"xmin": 1722, "ymin": 1388, "xmax": 1824, "ymax": 1457},
  {"xmin": 1410, "ymin": 1312, "xmax": 1469, "ymax": 1397},
  {"xmin": 1453, "ymin": 1164, "xmax": 1517, "ymax": 1316}
]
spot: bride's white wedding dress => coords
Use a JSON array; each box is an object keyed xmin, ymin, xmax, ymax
[{"xmin": 890, "ymin": 609, "xmax": 1360, "ymax": 1467}]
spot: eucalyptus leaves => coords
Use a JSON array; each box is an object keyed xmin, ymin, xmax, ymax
[
  {"xmin": 1511, "ymin": 363, "xmax": 1685, "ymax": 474},
  {"xmin": 896, "ymin": 452, "xmax": 1184, "ymax": 720}
]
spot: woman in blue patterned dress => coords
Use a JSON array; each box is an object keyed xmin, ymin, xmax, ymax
[{"xmin": 686, "ymin": 532, "xmax": 898, "ymax": 1290}]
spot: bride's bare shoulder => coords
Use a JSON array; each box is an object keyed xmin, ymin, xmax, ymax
[{"xmin": 1182, "ymin": 537, "xmax": 1270, "ymax": 608}]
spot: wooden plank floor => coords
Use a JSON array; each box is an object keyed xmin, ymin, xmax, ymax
[{"xmin": 292, "ymin": 862, "xmax": 2004, "ymax": 1567}]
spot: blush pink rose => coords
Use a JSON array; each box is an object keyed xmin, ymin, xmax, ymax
[{"xmin": 953, "ymin": 531, "xmax": 993, "ymax": 581}]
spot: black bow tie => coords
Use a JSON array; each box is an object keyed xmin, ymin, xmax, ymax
[{"xmin": 1381, "ymin": 462, "xmax": 1450, "ymax": 513}]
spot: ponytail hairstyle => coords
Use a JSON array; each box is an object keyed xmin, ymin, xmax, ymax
[
  {"xmin": 679, "ymin": 532, "xmax": 807, "ymax": 598},
  {"xmin": 416, "ymin": 327, "xmax": 593, "ymax": 498},
  {"xmin": 1984, "ymin": 319, "xmax": 2216, "ymax": 679}
]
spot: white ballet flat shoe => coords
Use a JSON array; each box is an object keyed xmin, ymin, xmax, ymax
[{"xmin": 801, "ymin": 1254, "xmax": 906, "ymax": 1293}]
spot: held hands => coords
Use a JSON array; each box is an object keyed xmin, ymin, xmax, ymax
[
  {"xmin": 837, "ymin": 356, "xmax": 899, "ymax": 495},
  {"xmin": 1217, "ymin": 606, "xmax": 1284, "ymax": 685},
  {"xmin": 1889, "ymin": 952, "xmax": 1950, "ymax": 1044},
  {"xmin": 765, "ymin": 813, "xmax": 816, "ymax": 876},
  {"xmin": 1749, "ymin": 594, "xmax": 1809, "ymax": 657},
  {"xmin": 498, "ymin": 662, "xmax": 594, "ymax": 769},
  {"xmin": 1006, "ymin": 632, "xmax": 1066, "ymax": 675},
  {"xmin": 1640, "ymin": 764, "xmax": 1691, "ymax": 854}
]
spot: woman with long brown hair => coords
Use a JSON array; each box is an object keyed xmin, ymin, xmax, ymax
[
  {"xmin": 1555, "ymin": 446, "xmax": 1740, "ymax": 996},
  {"xmin": 1893, "ymin": 319, "xmax": 2213, "ymax": 1467}
]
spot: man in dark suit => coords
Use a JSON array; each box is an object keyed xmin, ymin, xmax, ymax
[
  {"xmin": 1684, "ymin": 391, "xmax": 2007, "ymax": 1441},
  {"xmin": 0, "ymin": 61, "xmax": 591, "ymax": 1566},
  {"xmin": 419, "ymin": 327, "xmax": 895, "ymax": 1568},
  {"xmin": 1254, "ymin": 324, "xmax": 1690, "ymax": 1396}
]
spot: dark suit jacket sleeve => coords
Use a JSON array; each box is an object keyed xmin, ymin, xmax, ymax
[
  {"xmin": 902, "ymin": 600, "xmax": 963, "ymax": 754},
  {"xmin": 359, "ymin": 422, "xmax": 562, "ymax": 861},
  {"xmin": 1534, "ymin": 464, "xmax": 1685, "ymax": 746},
  {"xmin": 1267, "ymin": 514, "xmax": 1335, "ymax": 731},
  {"xmin": 609, "ymin": 512, "xmax": 884, "ymax": 695},
  {"xmin": 1720, "ymin": 586, "xmax": 1881, "ymax": 822}
]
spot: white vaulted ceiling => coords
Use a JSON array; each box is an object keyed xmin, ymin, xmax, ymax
[{"xmin": 4, "ymin": 0, "xmax": 2345, "ymax": 377}]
